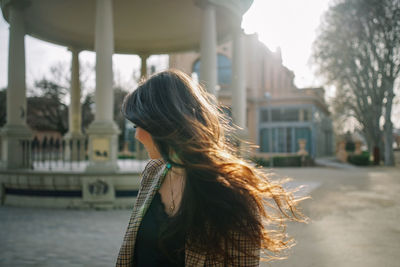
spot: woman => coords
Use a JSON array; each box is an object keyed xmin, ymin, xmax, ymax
[{"xmin": 116, "ymin": 69, "xmax": 304, "ymax": 267}]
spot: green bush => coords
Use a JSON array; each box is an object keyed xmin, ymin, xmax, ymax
[
  {"xmin": 118, "ymin": 154, "xmax": 136, "ymax": 159},
  {"xmin": 250, "ymin": 155, "xmax": 314, "ymax": 167},
  {"xmin": 272, "ymin": 155, "xmax": 302, "ymax": 167},
  {"xmin": 348, "ymin": 152, "xmax": 370, "ymax": 166},
  {"xmin": 250, "ymin": 156, "xmax": 270, "ymax": 167}
]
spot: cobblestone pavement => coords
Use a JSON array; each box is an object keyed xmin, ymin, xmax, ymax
[
  {"xmin": 0, "ymin": 207, "xmax": 131, "ymax": 267},
  {"xmin": 1, "ymin": 164, "xmax": 399, "ymax": 267}
]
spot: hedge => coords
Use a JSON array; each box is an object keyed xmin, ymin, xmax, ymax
[
  {"xmin": 250, "ymin": 156, "xmax": 270, "ymax": 167},
  {"xmin": 347, "ymin": 152, "xmax": 370, "ymax": 166},
  {"xmin": 118, "ymin": 154, "xmax": 136, "ymax": 159},
  {"xmin": 250, "ymin": 155, "xmax": 313, "ymax": 167},
  {"xmin": 272, "ymin": 155, "xmax": 302, "ymax": 167}
]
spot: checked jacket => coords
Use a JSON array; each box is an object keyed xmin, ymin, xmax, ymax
[{"xmin": 116, "ymin": 159, "xmax": 260, "ymax": 267}]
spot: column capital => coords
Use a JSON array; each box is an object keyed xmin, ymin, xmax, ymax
[
  {"xmin": 139, "ymin": 53, "xmax": 149, "ymax": 60},
  {"xmin": 67, "ymin": 47, "xmax": 82, "ymax": 54}
]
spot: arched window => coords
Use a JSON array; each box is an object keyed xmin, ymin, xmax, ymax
[{"xmin": 192, "ymin": 54, "xmax": 232, "ymax": 86}]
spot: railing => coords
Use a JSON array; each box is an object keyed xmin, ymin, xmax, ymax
[
  {"xmin": 18, "ymin": 136, "xmax": 148, "ymax": 172},
  {"xmin": 30, "ymin": 136, "xmax": 88, "ymax": 171}
]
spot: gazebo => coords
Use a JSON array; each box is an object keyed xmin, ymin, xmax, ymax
[{"xmin": 0, "ymin": 0, "xmax": 252, "ymax": 207}]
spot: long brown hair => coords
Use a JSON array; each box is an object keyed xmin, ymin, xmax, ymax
[{"xmin": 122, "ymin": 69, "xmax": 306, "ymax": 263}]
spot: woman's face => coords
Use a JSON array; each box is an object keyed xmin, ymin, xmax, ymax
[{"xmin": 135, "ymin": 127, "xmax": 161, "ymax": 159}]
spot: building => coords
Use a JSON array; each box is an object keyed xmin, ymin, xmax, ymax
[{"xmin": 169, "ymin": 33, "xmax": 334, "ymax": 158}]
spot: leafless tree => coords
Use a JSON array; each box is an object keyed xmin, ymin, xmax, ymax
[{"xmin": 312, "ymin": 0, "xmax": 400, "ymax": 165}]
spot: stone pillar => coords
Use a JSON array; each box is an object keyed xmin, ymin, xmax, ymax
[
  {"xmin": 354, "ymin": 140, "xmax": 362, "ymax": 155},
  {"xmin": 336, "ymin": 140, "xmax": 348, "ymax": 163},
  {"xmin": 199, "ymin": 1, "xmax": 217, "ymax": 95},
  {"xmin": 232, "ymin": 28, "xmax": 246, "ymax": 130},
  {"xmin": 132, "ymin": 55, "xmax": 149, "ymax": 160},
  {"xmin": 86, "ymin": 0, "xmax": 120, "ymax": 172},
  {"xmin": 231, "ymin": 26, "xmax": 248, "ymax": 154},
  {"xmin": 140, "ymin": 54, "xmax": 148, "ymax": 79},
  {"xmin": 1, "ymin": 4, "xmax": 32, "ymax": 169},
  {"xmin": 64, "ymin": 48, "xmax": 85, "ymax": 161}
]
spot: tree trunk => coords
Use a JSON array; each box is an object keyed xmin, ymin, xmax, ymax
[
  {"xmin": 383, "ymin": 90, "xmax": 395, "ymax": 166},
  {"xmin": 373, "ymin": 146, "xmax": 380, "ymax": 165}
]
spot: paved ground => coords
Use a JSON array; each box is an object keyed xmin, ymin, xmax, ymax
[
  {"xmin": 262, "ymin": 165, "xmax": 400, "ymax": 267},
  {"xmin": 0, "ymin": 159, "xmax": 399, "ymax": 266}
]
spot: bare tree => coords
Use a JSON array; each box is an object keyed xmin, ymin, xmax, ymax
[{"xmin": 312, "ymin": 0, "xmax": 400, "ymax": 165}]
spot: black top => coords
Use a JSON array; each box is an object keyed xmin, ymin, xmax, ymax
[{"xmin": 133, "ymin": 192, "xmax": 185, "ymax": 267}]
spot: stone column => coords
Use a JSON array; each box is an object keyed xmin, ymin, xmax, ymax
[
  {"xmin": 1, "ymin": 4, "xmax": 32, "ymax": 169},
  {"xmin": 86, "ymin": 0, "xmax": 120, "ymax": 172},
  {"xmin": 199, "ymin": 1, "xmax": 217, "ymax": 95},
  {"xmin": 232, "ymin": 28, "xmax": 246, "ymax": 130},
  {"xmin": 134, "ymin": 54, "xmax": 149, "ymax": 160},
  {"xmin": 231, "ymin": 27, "xmax": 248, "ymax": 153},
  {"xmin": 140, "ymin": 54, "xmax": 148, "ymax": 79},
  {"xmin": 64, "ymin": 48, "xmax": 85, "ymax": 161}
]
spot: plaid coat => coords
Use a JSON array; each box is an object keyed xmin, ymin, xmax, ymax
[{"xmin": 116, "ymin": 159, "xmax": 260, "ymax": 267}]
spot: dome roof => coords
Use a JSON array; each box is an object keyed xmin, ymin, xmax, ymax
[{"xmin": 1, "ymin": 0, "xmax": 253, "ymax": 54}]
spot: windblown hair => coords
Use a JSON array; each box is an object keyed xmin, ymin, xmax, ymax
[{"xmin": 122, "ymin": 69, "xmax": 306, "ymax": 263}]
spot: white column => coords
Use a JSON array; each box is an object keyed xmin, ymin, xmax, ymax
[
  {"xmin": 64, "ymin": 48, "xmax": 85, "ymax": 161},
  {"xmin": 232, "ymin": 28, "xmax": 246, "ymax": 129},
  {"xmin": 140, "ymin": 54, "xmax": 148, "ymax": 79},
  {"xmin": 7, "ymin": 6, "xmax": 26, "ymax": 126},
  {"xmin": 1, "ymin": 4, "xmax": 32, "ymax": 169},
  {"xmin": 94, "ymin": 0, "xmax": 114, "ymax": 122},
  {"xmin": 135, "ymin": 55, "xmax": 148, "ymax": 160},
  {"xmin": 232, "ymin": 28, "xmax": 248, "ymax": 155},
  {"xmin": 68, "ymin": 48, "xmax": 82, "ymax": 135},
  {"xmin": 86, "ymin": 0, "xmax": 120, "ymax": 173},
  {"xmin": 199, "ymin": 2, "xmax": 217, "ymax": 95}
]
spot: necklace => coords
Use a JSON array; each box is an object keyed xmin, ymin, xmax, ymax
[
  {"xmin": 169, "ymin": 174, "xmax": 176, "ymax": 213},
  {"xmin": 168, "ymin": 168, "xmax": 185, "ymax": 214}
]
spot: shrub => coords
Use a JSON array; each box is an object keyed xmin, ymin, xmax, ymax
[
  {"xmin": 348, "ymin": 152, "xmax": 370, "ymax": 166},
  {"xmin": 250, "ymin": 156, "xmax": 270, "ymax": 167},
  {"xmin": 250, "ymin": 155, "xmax": 314, "ymax": 167},
  {"xmin": 272, "ymin": 155, "xmax": 302, "ymax": 167},
  {"xmin": 118, "ymin": 154, "xmax": 135, "ymax": 159}
]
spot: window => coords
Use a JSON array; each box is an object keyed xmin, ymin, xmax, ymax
[
  {"xmin": 286, "ymin": 127, "xmax": 292, "ymax": 152},
  {"xmin": 271, "ymin": 109, "xmax": 281, "ymax": 122},
  {"xmin": 192, "ymin": 54, "xmax": 232, "ymax": 86},
  {"xmin": 277, "ymin": 128, "xmax": 285, "ymax": 152},
  {"xmin": 260, "ymin": 110, "xmax": 269, "ymax": 122},
  {"xmin": 259, "ymin": 128, "xmax": 270, "ymax": 152},
  {"xmin": 260, "ymin": 127, "xmax": 296, "ymax": 153},
  {"xmin": 303, "ymin": 109, "xmax": 310, "ymax": 121},
  {"xmin": 283, "ymin": 109, "xmax": 299, "ymax": 121}
]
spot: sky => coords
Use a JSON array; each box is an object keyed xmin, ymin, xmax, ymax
[
  {"xmin": 0, "ymin": 0, "xmax": 333, "ymax": 92},
  {"xmin": 242, "ymin": 0, "xmax": 331, "ymax": 89}
]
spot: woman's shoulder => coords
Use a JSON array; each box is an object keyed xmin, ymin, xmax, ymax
[
  {"xmin": 143, "ymin": 158, "xmax": 165, "ymax": 171},
  {"xmin": 140, "ymin": 158, "xmax": 166, "ymax": 186}
]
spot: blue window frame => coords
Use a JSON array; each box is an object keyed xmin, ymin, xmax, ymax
[{"xmin": 193, "ymin": 54, "xmax": 232, "ymax": 85}]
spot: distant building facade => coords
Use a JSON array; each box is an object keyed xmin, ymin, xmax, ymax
[{"xmin": 169, "ymin": 34, "xmax": 334, "ymax": 158}]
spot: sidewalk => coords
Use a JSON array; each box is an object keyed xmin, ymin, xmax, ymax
[
  {"xmin": 315, "ymin": 157, "xmax": 359, "ymax": 169},
  {"xmin": 262, "ymin": 166, "xmax": 400, "ymax": 267}
]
